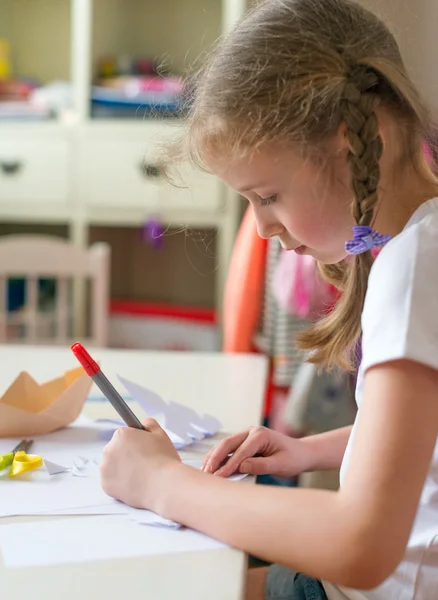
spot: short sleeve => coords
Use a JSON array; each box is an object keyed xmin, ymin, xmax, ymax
[{"xmin": 361, "ymin": 219, "xmax": 438, "ymax": 374}]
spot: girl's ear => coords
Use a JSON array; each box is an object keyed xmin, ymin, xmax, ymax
[{"xmin": 337, "ymin": 123, "xmax": 350, "ymax": 152}]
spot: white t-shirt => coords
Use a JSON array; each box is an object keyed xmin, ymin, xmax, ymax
[{"xmin": 324, "ymin": 198, "xmax": 438, "ymax": 600}]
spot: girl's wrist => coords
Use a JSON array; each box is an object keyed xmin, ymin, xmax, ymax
[
  {"xmin": 150, "ymin": 461, "xmax": 194, "ymax": 518},
  {"xmin": 297, "ymin": 435, "xmax": 323, "ymax": 472}
]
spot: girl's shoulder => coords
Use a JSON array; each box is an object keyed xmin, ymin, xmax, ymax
[
  {"xmin": 370, "ymin": 198, "xmax": 438, "ymax": 288},
  {"xmin": 361, "ymin": 198, "xmax": 438, "ymax": 374}
]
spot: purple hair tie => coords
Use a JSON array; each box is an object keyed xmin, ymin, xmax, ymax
[{"xmin": 345, "ymin": 225, "xmax": 391, "ymax": 255}]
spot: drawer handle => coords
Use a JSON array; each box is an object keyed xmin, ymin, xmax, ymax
[
  {"xmin": 140, "ymin": 162, "xmax": 162, "ymax": 178},
  {"xmin": 1, "ymin": 161, "xmax": 23, "ymax": 175}
]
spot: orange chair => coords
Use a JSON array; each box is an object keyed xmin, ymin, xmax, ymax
[
  {"xmin": 222, "ymin": 207, "xmax": 278, "ymax": 417},
  {"xmin": 223, "ymin": 207, "xmax": 268, "ymax": 353}
]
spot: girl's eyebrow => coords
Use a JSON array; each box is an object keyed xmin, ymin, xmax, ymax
[{"xmin": 237, "ymin": 182, "xmax": 269, "ymax": 193}]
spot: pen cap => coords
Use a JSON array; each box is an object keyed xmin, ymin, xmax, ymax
[{"xmin": 71, "ymin": 342, "xmax": 100, "ymax": 376}]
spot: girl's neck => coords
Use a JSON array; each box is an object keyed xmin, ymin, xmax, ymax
[{"xmin": 375, "ymin": 167, "xmax": 438, "ymax": 237}]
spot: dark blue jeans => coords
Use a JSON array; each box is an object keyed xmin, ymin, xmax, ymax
[{"xmin": 266, "ymin": 565, "xmax": 328, "ymax": 600}]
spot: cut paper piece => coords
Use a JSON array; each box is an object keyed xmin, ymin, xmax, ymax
[
  {"xmin": 0, "ymin": 366, "xmax": 92, "ymax": 437},
  {"xmin": 73, "ymin": 456, "xmax": 89, "ymax": 470},
  {"xmin": 0, "ymin": 516, "xmax": 226, "ymax": 569},
  {"xmin": 93, "ymin": 420, "xmax": 188, "ymax": 449},
  {"xmin": 191, "ymin": 414, "xmax": 222, "ymax": 436},
  {"xmin": 118, "ymin": 375, "xmax": 223, "ymax": 446},
  {"xmin": 44, "ymin": 459, "xmax": 70, "ymax": 476},
  {"xmin": 118, "ymin": 376, "xmax": 167, "ymax": 416},
  {"xmin": 71, "ymin": 458, "xmax": 99, "ymax": 478},
  {"xmin": 72, "ymin": 468, "xmax": 87, "ymax": 478},
  {"xmin": 165, "ymin": 402, "xmax": 209, "ymax": 443}
]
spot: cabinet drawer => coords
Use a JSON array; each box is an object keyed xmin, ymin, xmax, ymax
[
  {"xmin": 82, "ymin": 140, "xmax": 222, "ymax": 211},
  {"xmin": 0, "ymin": 140, "xmax": 69, "ymax": 203}
]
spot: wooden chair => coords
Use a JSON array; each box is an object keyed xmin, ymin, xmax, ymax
[{"xmin": 0, "ymin": 235, "xmax": 110, "ymax": 346}]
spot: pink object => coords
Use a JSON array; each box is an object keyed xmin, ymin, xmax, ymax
[
  {"xmin": 423, "ymin": 141, "xmax": 433, "ymax": 165},
  {"xmin": 273, "ymin": 251, "xmax": 338, "ymax": 319}
]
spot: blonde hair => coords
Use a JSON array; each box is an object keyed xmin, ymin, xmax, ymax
[{"xmin": 167, "ymin": 0, "xmax": 438, "ymax": 370}]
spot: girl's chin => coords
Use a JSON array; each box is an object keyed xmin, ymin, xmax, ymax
[{"xmin": 309, "ymin": 249, "xmax": 348, "ymax": 264}]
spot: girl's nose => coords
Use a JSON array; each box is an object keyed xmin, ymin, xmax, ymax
[{"xmin": 256, "ymin": 219, "xmax": 285, "ymax": 240}]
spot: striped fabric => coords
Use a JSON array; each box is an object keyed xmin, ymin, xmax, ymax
[{"xmin": 253, "ymin": 238, "xmax": 308, "ymax": 387}]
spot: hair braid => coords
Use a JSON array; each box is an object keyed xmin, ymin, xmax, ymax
[
  {"xmin": 342, "ymin": 66, "xmax": 383, "ymax": 227},
  {"xmin": 300, "ymin": 66, "xmax": 383, "ymax": 369}
]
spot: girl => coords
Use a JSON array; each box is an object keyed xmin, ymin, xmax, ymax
[{"xmin": 100, "ymin": 1, "xmax": 438, "ymax": 598}]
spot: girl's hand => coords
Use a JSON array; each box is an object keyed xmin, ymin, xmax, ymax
[
  {"xmin": 202, "ymin": 426, "xmax": 311, "ymax": 478},
  {"xmin": 100, "ymin": 418, "xmax": 181, "ymax": 511}
]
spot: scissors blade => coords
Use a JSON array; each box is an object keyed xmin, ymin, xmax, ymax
[{"xmin": 12, "ymin": 439, "xmax": 34, "ymax": 453}]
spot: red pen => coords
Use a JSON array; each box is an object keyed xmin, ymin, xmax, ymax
[{"xmin": 71, "ymin": 342, "xmax": 145, "ymax": 430}]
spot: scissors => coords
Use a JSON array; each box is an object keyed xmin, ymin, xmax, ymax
[{"xmin": 0, "ymin": 439, "xmax": 43, "ymax": 477}]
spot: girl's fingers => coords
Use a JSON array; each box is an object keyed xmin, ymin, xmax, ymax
[
  {"xmin": 214, "ymin": 434, "xmax": 262, "ymax": 477},
  {"xmin": 202, "ymin": 430, "xmax": 250, "ymax": 473},
  {"xmin": 141, "ymin": 418, "xmax": 162, "ymax": 433}
]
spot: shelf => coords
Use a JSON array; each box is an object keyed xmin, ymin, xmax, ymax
[
  {"xmin": 0, "ymin": 0, "xmax": 73, "ymax": 122},
  {"xmin": 92, "ymin": 0, "xmax": 220, "ymax": 76},
  {"xmin": 0, "ymin": 0, "xmax": 71, "ymax": 83},
  {"xmin": 89, "ymin": 0, "xmax": 221, "ymax": 121},
  {"xmin": 0, "ymin": 0, "xmax": 247, "ymax": 318}
]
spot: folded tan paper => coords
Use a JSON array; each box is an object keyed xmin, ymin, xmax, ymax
[{"xmin": 0, "ymin": 367, "xmax": 92, "ymax": 437}]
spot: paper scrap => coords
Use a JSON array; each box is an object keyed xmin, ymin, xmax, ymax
[
  {"xmin": 44, "ymin": 459, "xmax": 70, "ymax": 476},
  {"xmin": 118, "ymin": 375, "xmax": 222, "ymax": 448},
  {"xmin": 0, "ymin": 516, "xmax": 226, "ymax": 569}
]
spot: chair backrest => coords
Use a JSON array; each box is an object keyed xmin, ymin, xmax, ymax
[{"xmin": 0, "ymin": 234, "xmax": 110, "ymax": 346}]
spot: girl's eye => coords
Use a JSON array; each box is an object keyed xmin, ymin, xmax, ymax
[{"xmin": 259, "ymin": 194, "xmax": 277, "ymax": 207}]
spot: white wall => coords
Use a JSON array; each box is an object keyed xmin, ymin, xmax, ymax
[{"xmin": 357, "ymin": 0, "xmax": 438, "ymax": 112}]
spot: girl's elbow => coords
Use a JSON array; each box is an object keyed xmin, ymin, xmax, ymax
[{"xmin": 337, "ymin": 538, "xmax": 403, "ymax": 590}]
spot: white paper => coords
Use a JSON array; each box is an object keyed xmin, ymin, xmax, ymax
[
  {"xmin": 0, "ymin": 415, "xmax": 108, "ymax": 466},
  {"xmin": 38, "ymin": 504, "xmax": 129, "ymax": 517},
  {"xmin": 0, "ymin": 467, "xmax": 114, "ymax": 517},
  {"xmin": 0, "ymin": 516, "xmax": 226, "ymax": 569}
]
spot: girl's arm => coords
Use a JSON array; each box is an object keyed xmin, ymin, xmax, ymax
[
  {"xmin": 156, "ymin": 360, "xmax": 438, "ymax": 590},
  {"xmin": 301, "ymin": 425, "xmax": 352, "ymax": 471}
]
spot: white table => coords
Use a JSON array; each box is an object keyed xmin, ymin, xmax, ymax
[{"xmin": 0, "ymin": 345, "xmax": 268, "ymax": 600}]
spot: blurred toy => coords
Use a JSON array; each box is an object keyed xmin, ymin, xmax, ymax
[
  {"xmin": 140, "ymin": 216, "xmax": 164, "ymax": 249},
  {"xmin": 0, "ymin": 39, "xmax": 12, "ymax": 80},
  {"xmin": 96, "ymin": 55, "xmax": 118, "ymax": 79},
  {"xmin": 133, "ymin": 57, "xmax": 157, "ymax": 76},
  {"xmin": 273, "ymin": 250, "xmax": 338, "ymax": 320}
]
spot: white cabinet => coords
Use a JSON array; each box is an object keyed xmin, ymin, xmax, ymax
[
  {"xmin": 82, "ymin": 139, "xmax": 162, "ymax": 208},
  {"xmin": 80, "ymin": 129, "xmax": 223, "ymax": 211},
  {"xmin": 0, "ymin": 0, "xmax": 247, "ymax": 317},
  {"xmin": 0, "ymin": 139, "xmax": 69, "ymax": 204}
]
